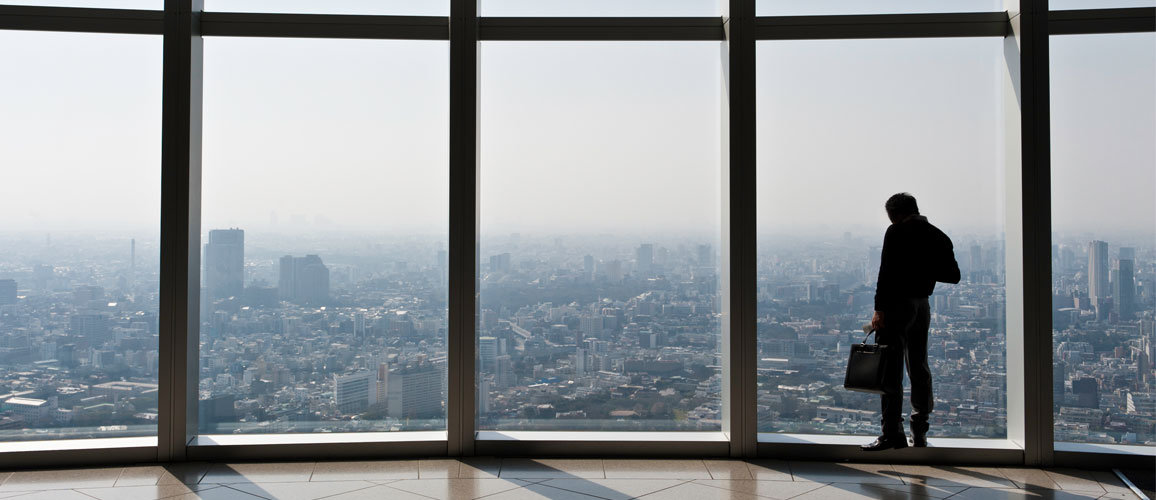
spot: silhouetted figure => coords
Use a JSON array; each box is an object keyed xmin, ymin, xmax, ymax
[{"xmin": 862, "ymin": 193, "xmax": 960, "ymax": 452}]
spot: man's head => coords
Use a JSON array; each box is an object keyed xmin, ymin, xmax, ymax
[{"xmin": 885, "ymin": 192, "xmax": 919, "ymax": 224}]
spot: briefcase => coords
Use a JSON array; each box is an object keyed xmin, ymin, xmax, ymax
[{"xmin": 844, "ymin": 329, "xmax": 889, "ymax": 394}]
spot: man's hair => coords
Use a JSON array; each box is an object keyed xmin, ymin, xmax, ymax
[{"xmin": 885, "ymin": 192, "xmax": 919, "ymax": 221}]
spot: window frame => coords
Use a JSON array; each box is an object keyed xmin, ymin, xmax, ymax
[{"xmin": 0, "ymin": 0, "xmax": 1149, "ymax": 470}]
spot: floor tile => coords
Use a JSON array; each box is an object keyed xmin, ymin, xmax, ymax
[
  {"xmin": 387, "ymin": 478, "xmax": 535, "ymax": 500},
  {"xmin": 1088, "ymin": 470, "xmax": 1134, "ymax": 495},
  {"xmin": 419, "ymin": 459, "xmax": 463, "ymax": 478},
  {"xmin": 1, "ymin": 490, "xmax": 98, "ymax": 500},
  {"xmin": 693, "ymin": 479, "xmax": 827, "ymax": 499},
  {"xmin": 602, "ymin": 459, "xmax": 711, "ymax": 479},
  {"xmin": 227, "ymin": 480, "xmax": 378, "ymax": 499},
  {"xmin": 481, "ymin": 483, "xmax": 604, "ymax": 500},
  {"xmin": 946, "ymin": 487, "xmax": 1104, "ymax": 500},
  {"xmin": 791, "ymin": 483, "xmax": 967, "ymax": 500},
  {"xmin": 0, "ymin": 467, "xmax": 124, "ymax": 490},
  {"xmin": 704, "ymin": 460, "xmax": 753, "ymax": 480},
  {"xmin": 324, "ymin": 484, "xmax": 432, "ymax": 499},
  {"xmin": 168, "ymin": 486, "xmax": 269, "ymax": 500},
  {"xmin": 1044, "ymin": 469, "xmax": 1107, "ymax": 492},
  {"xmin": 635, "ymin": 481, "xmax": 764, "ymax": 500},
  {"xmin": 999, "ymin": 468, "xmax": 1061, "ymax": 490},
  {"xmin": 458, "ymin": 458, "xmax": 502, "ymax": 479},
  {"xmin": 156, "ymin": 463, "xmax": 214, "ymax": 485},
  {"xmin": 499, "ymin": 459, "xmax": 604, "ymax": 479},
  {"xmin": 0, "ymin": 493, "xmax": 31, "ymax": 500},
  {"xmin": 115, "ymin": 466, "xmax": 171, "ymax": 487},
  {"xmin": 788, "ymin": 462, "xmax": 903, "ymax": 485},
  {"xmin": 78, "ymin": 483, "xmax": 216, "ymax": 500},
  {"xmin": 892, "ymin": 465, "xmax": 1016, "ymax": 488},
  {"xmin": 0, "ymin": 474, "xmax": 10, "ymax": 486},
  {"xmin": 540, "ymin": 478, "xmax": 686, "ymax": 500},
  {"xmin": 744, "ymin": 460, "xmax": 791, "ymax": 481},
  {"xmin": 200, "ymin": 463, "xmax": 316, "ymax": 484},
  {"xmin": 309, "ymin": 460, "xmax": 419, "ymax": 481}
]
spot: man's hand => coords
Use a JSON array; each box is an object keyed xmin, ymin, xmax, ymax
[{"xmin": 871, "ymin": 311, "xmax": 884, "ymax": 331}]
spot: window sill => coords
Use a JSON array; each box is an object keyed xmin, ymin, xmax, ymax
[
  {"xmin": 0, "ymin": 436, "xmax": 156, "ymax": 453},
  {"xmin": 477, "ymin": 431, "xmax": 729, "ymax": 442},
  {"xmin": 1054, "ymin": 442, "xmax": 1156, "ymax": 456},
  {"xmin": 191, "ymin": 430, "xmax": 447, "ymax": 447},
  {"xmin": 758, "ymin": 433, "xmax": 1021, "ymax": 450}
]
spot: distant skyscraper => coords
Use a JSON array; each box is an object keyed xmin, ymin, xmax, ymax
[
  {"xmin": 489, "ymin": 253, "xmax": 511, "ymax": 273},
  {"xmin": 279, "ymin": 254, "xmax": 330, "ymax": 304},
  {"xmin": 583, "ymin": 255, "xmax": 595, "ymax": 281},
  {"xmin": 1113, "ymin": 257, "xmax": 1135, "ymax": 318},
  {"xmin": 696, "ymin": 244, "xmax": 713, "ymax": 267},
  {"xmin": 1087, "ymin": 240, "xmax": 1109, "ymax": 302},
  {"xmin": 204, "ymin": 229, "xmax": 245, "ymax": 300},
  {"xmin": 969, "ymin": 243, "xmax": 983, "ymax": 273},
  {"xmin": 636, "ymin": 244, "xmax": 654, "ymax": 277},
  {"xmin": 0, "ymin": 279, "xmax": 16, "ymax": 305}
]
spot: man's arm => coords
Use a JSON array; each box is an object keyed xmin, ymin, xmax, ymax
[
  {"xmin": 937, "ymin": 229, "xmax": 961, "ymax": 284},
  {"xmin": 873, "ymin": 225, "xmax": 898, "ymax": 328}
]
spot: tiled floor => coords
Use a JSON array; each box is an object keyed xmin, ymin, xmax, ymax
[{"xmin": 0, "ymin": 459, "xmax": 1147, "ymax": 499}]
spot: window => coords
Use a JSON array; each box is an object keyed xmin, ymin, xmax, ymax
[
  {"xmin": 1050, "ymin": 32, "xmax": 1155, "ymax": 447},
  {"xmin": 199, "ymin": 37, "xmax": 449, "ymax": 436},
  {"xmin": 1051, "ymin": 1, "xmax": 1155, "ymax": 10},
  {"xmin": 478, "ymin": 42, "xmax": 725, "ymax": 432},
  {"xmin": 203, "ymin": 0, "xmax": 448, "ymax": 16},
  {"xmin": 0, "ymin": 1, "xmax": 158, "ymax": 8},
  {"xmin": 480, "ymin": 0, "xmax": 718, "ymax": 17},
  {"xmin": 756, "ymin": 0, "xmax": 1001, "ymax": 17},
  {"xmin": 756, "ymin": 37, "xmax": 1008, "ymax": 439},
  {"xmin": 0, "ymin": 30, "xmax": 162, "ymax": 441}
]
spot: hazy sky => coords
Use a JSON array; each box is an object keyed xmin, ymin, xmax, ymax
[
  {"xmin": 201, "ymin": 37, "xmax": 449, "ymax": 234},
  {"xmin": 0, "ymin": 9, "xmax": 1152, "ymax": 240},
  {"xmin": 1050, "ymin": 32, "xmax": 1156, "ymax": 241}
]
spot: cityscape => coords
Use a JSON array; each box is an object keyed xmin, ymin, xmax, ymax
[{"xmin": 0, "ymin": 228, "xmax": 1151, "ymax": 445}]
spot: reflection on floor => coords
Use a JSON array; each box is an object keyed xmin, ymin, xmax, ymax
[{"xmin": 0, "ymin": 458, "xmax": 1149, "ymax": 499}]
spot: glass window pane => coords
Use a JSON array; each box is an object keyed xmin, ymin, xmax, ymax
[
  {"xmin": 1051, "ymin": 0, "xmax": 1155, "ymax": 10},
  {"xmin": 0, "ymin": 1, "xmax": 158, "ymax": 8},
  {"xmin": 0, "ymin": 31, "xmax": 161, "ymax": 441},
  {"xmin": 480, "ymin": 0, "xmax": 718, "ymax": 17},
  {"xmin": 204, "ymin": 0, "xmax": 448, "ymax": 16},
  {"xmin": 478, "ymin": 42, "xmax": 724, "ymax": 432},
  {"xmin": 199, "ymin": 38, "xmax": 448, "ymax": 435},
  {"xmin": 1051, "ymin": 32, "xmax": 1156, "ymax": 447},
  {"xmin": 757, "ymin": 0, "xmax": 1000, "ymax": 16},
  {"xmin": 756, "ymin": 38, "xmax": 1008, "ymax": 439}
]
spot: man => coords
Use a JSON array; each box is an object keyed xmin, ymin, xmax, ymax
[{"xmin": 862, "ymin": 193, "xmax": 960, "ymax": 451}]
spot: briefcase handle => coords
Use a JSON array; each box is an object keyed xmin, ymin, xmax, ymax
[{"xmin": 860, "ymin": 325, "xmax": 876, "ymax": 345}]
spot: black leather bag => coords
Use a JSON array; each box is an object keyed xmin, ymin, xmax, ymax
[{"xmin": 844, "ymin": 329, "xmax": 889, "ymax": 394}]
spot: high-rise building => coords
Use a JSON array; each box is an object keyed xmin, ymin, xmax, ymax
[
  {"xmin": 479, "ymin": 336, "xmax": 498, "ymax": 372},
  {"xmin": 279, "ymin": 254, "xmax": 330, "ymax": 305},
  {"xmin": 489, "ymin": 253, "xmax": 511, "ymax": 273},
  {"xmin": 636, "ymin": 243, "xmax": 654, "ymax": 277},
  {"xmin": 583, "ymin": 255, "xmax": 595, "ymax": 281},
  {"xmin": 1072, "ymin": 377, "xmax": 1099, "ymax": 409},
  {"xmin": 203, "ymin": 229, "xmax": 245, "ymax": 300},
  {"xmin": 1087, "ymin": 240, "xmax": 1109, "ymax": 302},
  {"xmin": 1113, "ymin": 257, "xmax": 1135, "ymax": 318},
  {"xmin": 334, "ymin": 371, "xmax": 375, "ymax": 414},
  {"xmin": 387, "ymin": 365, "xmax": 442, "ymax": 419},
  {"xmin": 0, "ymin": 279, "xmax": 16, "ymax": 305}
]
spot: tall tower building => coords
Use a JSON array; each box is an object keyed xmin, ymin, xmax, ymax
[
  {"xmin": 0, "ymin": 279, "xmax": 16, "ymax": 305},
  {"xmin": 203, "ymin": 229, "xmax": 245, "ymax": 300},
  {"xmin": 279, "ymin": 254, "xmax": 330, "ymax": 305},
  {"xmin": 636, "ymin": 244, "xmax": 654, "ymax": 277},
  {"xmin": 1087, "ymin": 240, "xmax": 1109, "ymax": 302},
  {"xmin": 1113, "ymin": 257, "xmax": 1135, "ymax": 318}
]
